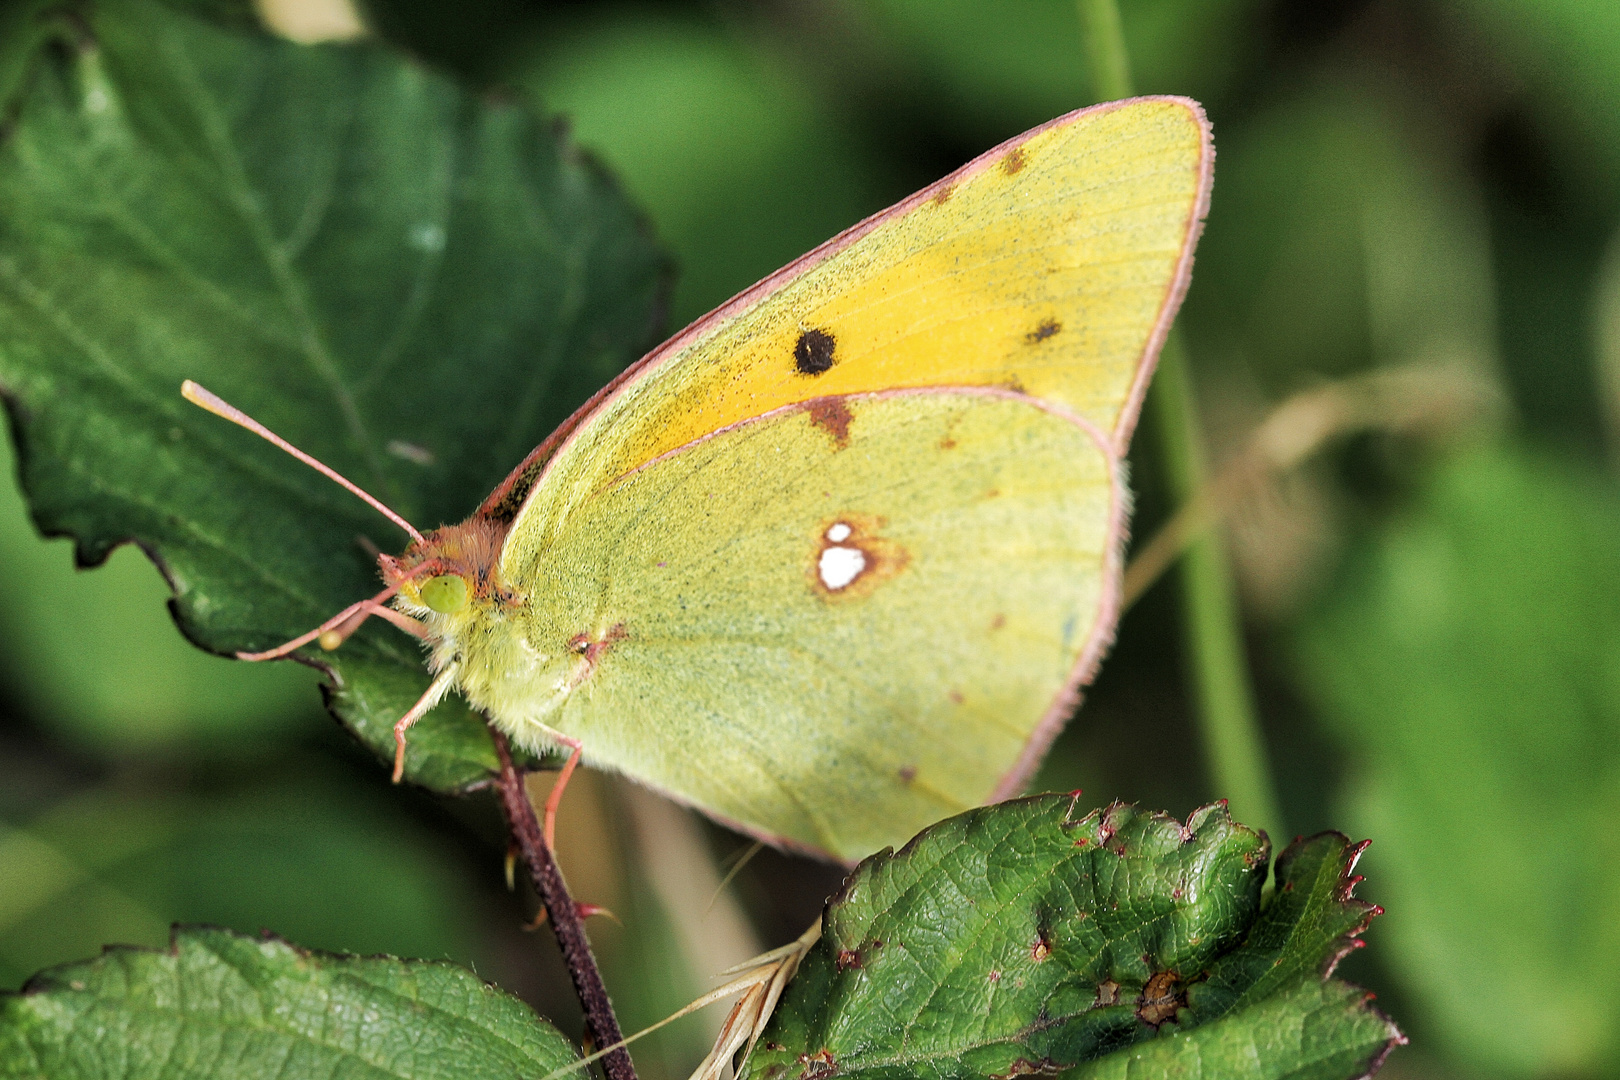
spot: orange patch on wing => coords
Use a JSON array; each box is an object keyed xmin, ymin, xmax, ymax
[{"xmin": 1002, "ymin": 147, "xmax": 1028, "ymax": 175}]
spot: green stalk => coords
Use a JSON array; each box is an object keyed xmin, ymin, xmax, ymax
[
  {"xmin": 1077, "ymin": 0, "xmax": 1133, "ymax": 102},
  {"xmin": 1075, "ymin": 1, "xmax": 1285, "ymax": 845},
  {"xmin": 1151, "ymin": 338, "xmax": 1284, "ymax": 842}
]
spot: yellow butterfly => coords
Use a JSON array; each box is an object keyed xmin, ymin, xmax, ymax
[{"xmin": 188, "ymin": 96, "xmax": 1212, "ymax": 864}]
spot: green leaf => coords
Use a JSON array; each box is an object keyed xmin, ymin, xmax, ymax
[
  {"xmin": 0, "ymin": 775, "xmax": 498, "ymax": 990},
  {"xmin": 0, "ymin": 926, "xmax": 580, "ymax": 1079},
  {"xmin": 743, "ymin": 797, "xmax": 1401, "ymax": 1080},
  {"xmin": 0, "ymin": 428, "xmax": 321, "ymax": 755},
  {"xmin": 515, "ymin": 12, "xmax": 881, "ymax": 328},
  {"xmin": 0, "ymin": 0, "xmax": 670, "ymax": 788},
  {"xmin": 1295, "ymin": 444, "xmax": 1620, "ymax": 1078}
]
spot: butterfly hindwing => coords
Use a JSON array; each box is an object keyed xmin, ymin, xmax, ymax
[{"xmin": 460, "ymin": 390, "xmax": 1117, "ymax": 859}]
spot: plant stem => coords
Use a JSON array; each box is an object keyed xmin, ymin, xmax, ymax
[
  {"xmin": 1075, "ymin": 0, "xmax": 1286, "ymax": 844},
  {"xmin": 492, "ymin": 730, "xmax": 636, "ymax": 1080},
  {"xmin": 1076, "ymin": 0, "xmax": 1133, "ymax": 101},
  {"xmin": 1151, "ymin": 339, "xmax": 1284, "ymax": 843}
]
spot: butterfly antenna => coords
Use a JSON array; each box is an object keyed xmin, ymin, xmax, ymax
[{"xmin": 182, "ymin": 381, "xmax": 425, "ymax": 545}]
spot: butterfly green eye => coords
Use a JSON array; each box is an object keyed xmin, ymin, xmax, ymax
[{"xmin": 420, "ymin": 574, "xmax": 468, "ymax": 614}]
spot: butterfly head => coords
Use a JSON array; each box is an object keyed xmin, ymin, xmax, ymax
[{"xmin": 383, "ymin": 517, "xmax": 520, "ymax": 622}]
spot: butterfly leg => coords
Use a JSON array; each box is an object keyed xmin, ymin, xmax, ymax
[
  {"xmin": 541, "ymin": 736, "xmax": 585, "ymax": 849},
  {"xmin": 391, "ymin": 664, "xmax": 460, "ymax": 782}
]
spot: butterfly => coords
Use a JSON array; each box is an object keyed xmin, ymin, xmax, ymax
[{"xmin": 188, "ymin": 96, "xmax": 1212, "ymax": 864}]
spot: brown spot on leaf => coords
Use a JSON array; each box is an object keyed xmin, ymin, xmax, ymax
[
  {"xmin": 805, "ymin": 397, "xmax": 853, "ymax": 448},
  {"xmin": 1137, "ymin": 971, "xmax": 1185, "ymax": 1028},
  {"xmin": 988, "ymin": 969, "xmax": 1001, "ymax": 983},
  {"xmin": 939, "ymin": 437, "xmax": 957, "ymax": 450},
  {"xmin": 898, "ymin": 765, "xmax": 917, "ymax": 784},
  {"xmin": 797, "ymin": 1049, "xmax": 836, "ymax": 1080},
  {"xmin": 1026, "ymin": 319, "xmax": 1061, "ymax": 343},
  {"xmin": 991, "ymin": 1059, "xmax": 1062, "ymax": 1080},
  {"xmin": 1094, "ymin": 980, "xmax": 1119, "ymax": 1007},
  {"xmin": 948, "ymin": 689, "xmax": 965, "ymax": 705},
  {"xmin": 991, "ymin": 614, "xmax": 1006, "ymax": 631},
  {"xmin": 1030, "ymin": 937, "xmax": 1052, "ymax": 962},
  {"xmin": 1002, "ymin": 147, "xmax": 1027, "ymax": 175},
  {"xmin": 836, "ymin": 949, "xmax": 861, "ymax": 970}
]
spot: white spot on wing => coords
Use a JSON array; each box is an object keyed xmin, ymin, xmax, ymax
[
  {"xmin": 825, "ymin": 522, "xmax": 852, "ymax": 542},
  {"xmin": 819, "ymin": 546, "xmax": 866, "ymax": 590}
]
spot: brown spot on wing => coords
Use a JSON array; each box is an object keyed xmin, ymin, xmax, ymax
[
  {"xmin": 566, "ymin": 623, "xmax": 628, "ymax": 688},
  {"xmin": 1002, "ymin": 147, "xmax": 1027, "ymax": 175},
  {"xmin": 1026, "ymin": 318, "xmax": 1061, "ymax": 343},
  {"xmin": 930, "ymin": 183, "xmax": 954, "ymax": 206},
  {"xmin": 805, "ymin": 397, "xmax": 854, "ymax": 449},
  {"xmin": 897, "ymin": 764, "xmax": 917, "ymax": 784},
  {"xmin": 991, "ymin": 614, "xmax": 1006, "ymax": 630}
]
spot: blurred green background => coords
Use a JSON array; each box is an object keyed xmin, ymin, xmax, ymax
[{"xmin": 4, "ymin": 1, "xmax": 1620, "ymax": 1078}]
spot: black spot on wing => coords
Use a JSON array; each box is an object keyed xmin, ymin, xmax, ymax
[{"xmin": 794, "ymin": 328, "xmax": 837, "ymax": 375}]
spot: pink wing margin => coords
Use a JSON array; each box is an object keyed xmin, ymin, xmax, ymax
[
  {"xmin": 481, "ymin": 96, "xmax": 1215, "ymax": 824},
  {"xmin": 990, "ymin": 100, "xmax": 1214, "ymax": 802},
  {"xmin": 477, "ymin": 95, "xmax": 1214, "ymax": 524}
]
